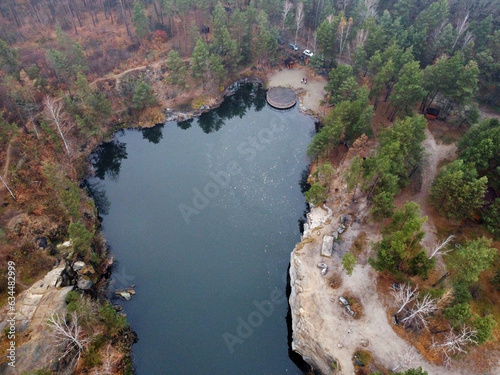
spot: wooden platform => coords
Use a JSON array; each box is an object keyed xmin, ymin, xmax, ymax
[{"xmin": 266, "ymin": 86, "xmax": 297, "ymax": 109}]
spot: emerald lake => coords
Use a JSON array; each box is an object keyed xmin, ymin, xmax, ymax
[{"xmin": 88, "ymin": 84, "xmax": 315, "ymax": 374}]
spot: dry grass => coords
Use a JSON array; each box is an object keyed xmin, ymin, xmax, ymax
[
  {"xmin": 296, "ymin": 237, "xmax": 316, "ymax": 251},
  {"xmin": 427, "ymin": 119, "xmax": 467, "ymax": 145},
  {"xmin": 352, "ymin": 231, "xmax": 367, "ymax": 255},
  {"xmin": 328, "ymin": 273, "xmax": 342, "ymax": 289}
]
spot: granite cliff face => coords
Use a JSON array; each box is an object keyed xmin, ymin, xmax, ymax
[
  {"xmin": 288, "ymin": 150, "xmax": 472, "ymax": 375},
  {"xmin": 289, "ymin": 205, "xmax": 344, "ymax": 374},
  {"xmin": 0, "ymin": 266, "xmax": 73, "ymax": 374}
]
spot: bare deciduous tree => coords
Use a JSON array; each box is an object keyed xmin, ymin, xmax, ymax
[
  {"xmin": 337, "ymin": 0, "xmax": 350, "ymax": 12},
  {"xmin": 391, "ymin": 283, "xmax": 419, "ymax": 314},
  {"xmin": 391, "ymin": 347, "xmax": 420, "ymax": 372},
  {"xmin": 118, "ymin": 0, "xmax": 132, "ymax": 39},
  {"xmin": 461, "ymin": 31, "xmax": 474, "ymax": 50},
  {"xmin": 0, "ymin": 175, "xmax": 16, "ymax": 201},
  {"xmin": 452, "ymin": 12, "xmax": 469, "ymax": 50},
  {"xmin": 282, "ymin": 1, "xmax": 293, "ymax": 31},
  {"xmin": 354, "ymin": 28, "xmax": 368, "ymax": 50},
  {"xmin": 431, "ymin": 325, "xmax": 478, "ymax": 367},
  {"xmin": 401, "ymin": 294, "xmax": 437, "ymax": 330},
  {"xmin": 429, "ymin": 235, "xmax": 455, "ymax": 259},
  {"xmin": 44, "ymin": 96, "xmax": 71, "ymax": 156},
  {"xmin": 294, "ymin": 2, "xmax": 304, "ymax": 45},
  {"xmin": 48, "ymin": 311, "xmax": 93, "ymax": 363},
  {"xmin": 312, "ymin": 31, "xmax": 318, "ymax": 54},
  {"xmin": 337, "ymin": 14, "xmax": 353, "ymax": 57},
  {"xmin": 92, "ymin": 344, "xmax": 114, "ymax": 375},
  {"xmin": 361, "ymin": 0, "xmax": 379, "ymax": 20}
]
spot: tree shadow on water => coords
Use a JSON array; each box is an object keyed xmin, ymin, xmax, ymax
[
  {"xmin": 197, "ymin": 83, "xmax": 266, "ymax": 134},
  {"xmin": 141, "ymin": 123, "xmax": 164, "ymax": 144},
  {"xmin": 177, "ymin": 118, "xmax": 193, "ymax": 130},
  {"xmin": 85, "ymin": 179, "xmax": 110, "ymax": 215},
  {"xmin": 91, "ymin": 137, "xmax": 128, "ymax": 181}
]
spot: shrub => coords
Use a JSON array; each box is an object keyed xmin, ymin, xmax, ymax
[
  {"xmin": 453, "ymin": 282, "xmax": 472, "ymax": 304},
  {"xmin": 443, "ymin": 302, "xmax": 471, "ymax": 328},
  {"xmin": 342, "ymin": 252, "xmax": 356, "ymax": 276},
  {"xmin": 304, "ymin": 182, "xmax": 327, "ymax": 205},
  {"xmin": 473, "ymin": 315, "xmax": 496, "ymax": 344},
  {"xmin": 69, "ymin": 221, "xmax": 93, "ymax": 256},
  {"xmin": 98, "ymin": 303, "xmax": 128, "ymax": 335}
]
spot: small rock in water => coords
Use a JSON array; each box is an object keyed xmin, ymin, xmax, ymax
[{"xmin": 116, "ymin": 290, "xmax": 132, "ymax": 301}]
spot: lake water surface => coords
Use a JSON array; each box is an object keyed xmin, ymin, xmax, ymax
[{"xmin": 88, "ymin": 84, "xmax": 315, "ymax": 374}]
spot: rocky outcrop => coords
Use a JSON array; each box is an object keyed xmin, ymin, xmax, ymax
[
  {"xmin": 288, "ymin": 171, "xmax": 463, "ymax": 375},
  {"xmin": 0, "ymin": 266, "xmax": 73, "ymax": 374},
  {"xmin": 289, "ymin": 206, "xmax": 341, "ymax": 374},
  {"xmin": 288, "ymin": 147, "xmax": 376, "ymax": 373}
]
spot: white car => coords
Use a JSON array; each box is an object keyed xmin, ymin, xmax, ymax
[{"xmin": 303, "ymin": 49, "xmax": 314, "ymax": 57}]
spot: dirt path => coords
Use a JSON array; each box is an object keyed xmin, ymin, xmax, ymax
[
  {"xmin": 395, "ymin": 128, "xmax": 457, "ymax": 252},
  {"xmin": 267, "ymin": 66, "xmax": 327, "ymax": 114},
  {"xmin": 479, "ymin": 105, "xmax": 500, "ymax": 121},
  {"xmin": 90, "ymin": 57, "xmax": 171, "ymax": 89},
  {"xmin": 2, "ymin": 142, "xmax": 12, "ymax": 179}
]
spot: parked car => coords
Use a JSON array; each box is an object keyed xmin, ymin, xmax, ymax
[
  {"xmin": 303, "ymin": 49, "xmax": 314, "ymax": 57},
  {"xmin": 289, "ymin": 43, "xmax": 298, "ymax": 51},
  {"xmin": 277, "ymin": 36, "xmax": 285, "ymax": 45}
]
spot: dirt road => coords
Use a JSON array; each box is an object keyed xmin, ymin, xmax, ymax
[{"xmin": 395, "ymin": 128, "xmax": 457, "ymax": 253}]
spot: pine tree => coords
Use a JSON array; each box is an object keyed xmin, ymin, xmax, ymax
[
  {"xmin": 166, "ymin": 50, "xmax": 187, "ymax": 88},
  {"xmin": 389, "ymin": 60, "xmax": 426, "ymax": 120},
  {"xmin": 191, "ymin": 38, "xmax": 210, "ymax": 86},
  {"xmin": 0, "ymin": 38, "xmax": 20, "ymax": 76},
  {"xmin": 132, "ymin": 1, "xmax": 150, "ymax": 39},
  {"xmin": 449, "ymin": 237, "xmax": 496, "ymax": 285},
  {"xmin": 132, "ymin": 81, "xmax": 157, "ymax": 110},
  {"xmin": 370, "ymin": 202, "xmax": 427, "ymax": 274},
  {"xmin": 430, "ymin": 160, "xmax": 487, "ymax": 221}
]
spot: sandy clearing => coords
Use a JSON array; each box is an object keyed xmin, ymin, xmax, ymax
[{"xmin": 267, "ymin": 66, "xmax": 327, "ymax": 114}]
